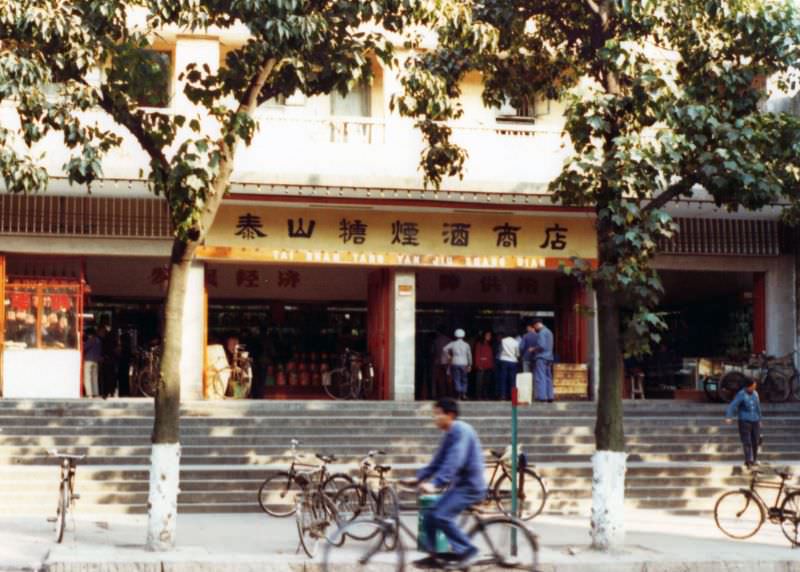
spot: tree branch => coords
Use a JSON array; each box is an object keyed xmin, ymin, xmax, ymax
[
  {"xmin": 98, "ymin": 87, "xmax": 171, "ymax": 177},
  {"xmin": 643, "ymin": 181, "xmax": 692, "ymax": 212},
  {"xmin": 196, "ymin": 58, "xmax": 277, "ymax": 237}
]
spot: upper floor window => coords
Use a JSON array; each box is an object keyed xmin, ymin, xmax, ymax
[
  {"xmin": 108, "ymin": 49, "xmax": 172, "ymax": 108},
  {"xmin": 496, "ymin": 95, "xmax": 549, "ymax": 123},
  {"xmin": 331, "ymin": 78, "xmax": 371, "ymax": 117}
]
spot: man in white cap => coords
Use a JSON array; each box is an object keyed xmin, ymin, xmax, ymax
[{"xmin": 443, "ymin": 329, "xmax": 472, "ymax": 400}]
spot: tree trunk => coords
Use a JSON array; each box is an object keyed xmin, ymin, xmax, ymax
[
  {"xmin": 146, "ymin": 239, "xmax": 193, "ymax": 551},
  {"xmin": 590, "ymin": 278, "xmax": 627, "ymax": 551}
]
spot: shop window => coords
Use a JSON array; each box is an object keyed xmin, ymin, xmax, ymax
[
  {"xmin": 108, "ymin": 49, "xmax": 172, "ymax": 108},
  {"xmin": 4, "ymin": 283, "xmax": 80, "ymax": 350}
]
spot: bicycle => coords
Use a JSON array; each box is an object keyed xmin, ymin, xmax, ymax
[
  {"xmin": 131, "ymin": 345, "xmax": 160, "ymax": 397},
  {"xmin": 333, "ymin": 450, "xmax": 401, "ymax": 547},
  {"xmin": 714, "ymin": 462, "xmax": 800, "ymax": 546},
  {"xmin": 47, "ymin": 449, "xmax": 85, "ymax": 543},
  {"xmin": 483, "ymin": 447, "xmax": 548, "ymax": 521},
  {"xmin": 716, "ymin": 352, "xmax": 798, "ymax": 403},
  {"xmin": 295, "ymin": 475, "xmax": 351, "ymax": 558},
  {"xmin": 322, "ymin": 348, "xmax": 375, "ymax": 400},
  {"xmin": 208, "ymin": 343, "xmax": 253, "ymax": 398},
  {"xmin": 322, "ymin": 486, "xmax": 540, "ymax": 572},
  {"xmin": 257, "ymin": 439, "xmax": 353, "ymax": 517}
]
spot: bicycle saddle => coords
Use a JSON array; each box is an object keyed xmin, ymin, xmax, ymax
[
  {"xmin": 375, "ymin": 464, "xmax": 392, "ymax": 474},
  {"xmin": 316, "ymin": 453, "xmax": 336, "ymax": 463},
  {"xmin": 47, "ymin": 449, "xmax": 85, "ymax": 461},
  {"xmin": 490, "ymin": 449, "xmax": 505, "ymax": 459}
]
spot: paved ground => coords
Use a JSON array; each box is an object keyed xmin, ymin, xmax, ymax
[{"xmin": 1, "ymin": 509, "xmax": 799, "ymax": 571}]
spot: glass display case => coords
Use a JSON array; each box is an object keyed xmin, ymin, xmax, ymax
[{"xmin": 2, "ymin": 280, "xmax": 85, "ymax": 398}]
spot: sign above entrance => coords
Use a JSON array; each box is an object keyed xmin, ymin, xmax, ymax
[{"xmin": 199, "ymin": 204, "xmax": 597, "ymax": 269}]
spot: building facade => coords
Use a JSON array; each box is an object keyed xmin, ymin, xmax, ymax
[{"xmin": 1, "ymin": 30, "xmax": 797, "ymax": 401}]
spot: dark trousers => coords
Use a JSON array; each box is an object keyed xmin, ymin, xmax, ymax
[
  {"xmin": 422, "ymin": 487, "xmax": 485, "ymax": 556},
  {"xmin": 496, "ymin": 361, "xmax": 517, "ymax": 401},
  {"xmin": 433, "ymin": 365, "xmax": 451, "ymax": 398},
  {"xmin": 473, "ymin": 369, "xmax": 493, "ymax": 400},
  {"xmin": 738, "ymin": 420, "xmax": 761, "ymax": 465}
]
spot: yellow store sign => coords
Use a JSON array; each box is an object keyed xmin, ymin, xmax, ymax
[{"xmin": 198, "ymin": 204, "xmax": 597, "ymax": 269}]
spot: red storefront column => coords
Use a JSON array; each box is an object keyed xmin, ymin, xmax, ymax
[
  {"xmin": 753, "ymin": 272, "xmax": 766, "ymax": 354},
  {"xmin": 555, "ymin": 276, "xmax": 588, "ymax": 364},
  {"xmin": 367, "ymin": 269, "xmax": 392, "ymax": 400}
]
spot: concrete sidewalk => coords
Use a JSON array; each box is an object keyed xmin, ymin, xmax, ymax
[{"xmin": 1, "ymin": 509, "xmax": 798, "ymax": 572}]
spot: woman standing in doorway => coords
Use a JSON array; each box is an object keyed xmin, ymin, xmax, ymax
[{"xmin": 472, "ymin": 331, "xmax": 495, "ymax": 400}]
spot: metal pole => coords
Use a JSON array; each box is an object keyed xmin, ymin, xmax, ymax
[{"xmin": 511, "ymin": 386, "xmax": 518, "ymax": 556}]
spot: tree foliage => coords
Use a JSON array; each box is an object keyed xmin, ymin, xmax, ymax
[{"xmin": 394, "ymin": 0, "xmax": 800, "ymax": 356}]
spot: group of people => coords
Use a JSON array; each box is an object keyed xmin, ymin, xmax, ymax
[
  {"xmin": 431, "ymin": 318, "xmax": 555, "ymax": 402},
  {"xmin": 82, "ymin": 325, "xmax": 138, "ymax": 399}
]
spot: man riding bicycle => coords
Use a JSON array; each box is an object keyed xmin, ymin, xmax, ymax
[{"xmin": 407, "ymin": 397, "xmax": 487, "ymax": 569}]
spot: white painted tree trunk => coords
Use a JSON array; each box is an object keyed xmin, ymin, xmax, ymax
[
  {"xmin": 146, "ymin": 443, "xmax": 181, "ymax": 551},
  {"xmin": 590, "ymin": 450, "xmax": 627, "ymax": 551}
]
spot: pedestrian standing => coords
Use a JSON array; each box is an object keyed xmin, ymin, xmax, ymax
[
  {"xmin": 83, "ymin": 328, "xmax": 102, "ymax": 398},
  {"xmin": 472, "ymin": 331, "xmax": 495, "ymax": 400},
  {"xmin": 530, "ymin": 318, "xmax": 555, "ymax": 402},
  {"xmin": 518, "ymin": 322, "xmax": 538, "ymax": 374},
  {"xmin": 495, "ymin": 331, "xmax": 519, "ymax": 401},
  {"xmin": 431, "ymin": 326, "xmax": 452, "ymax": 398},
  {"xmin": 444, "ymin": 329, "xmax": 472, "ymax": 400},
  {"xmin": 725, "ymin": 378, "xmax": 762, "ymax": 468}
]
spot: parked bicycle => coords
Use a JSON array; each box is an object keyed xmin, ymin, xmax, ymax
[
  {"xmin": 713, "ymin": 352, "xmax": 798, "ymax": 403},
  {"xmin": 322, "ymin": 348, "xmax": 375, "ymax": 400},
  {"xmin": 258, "ymin": 439, "xmax": 353, "ymax": 517},
  {"xmin": 322, "ymin": 485, "xmax": 540, "ymax": 572},
  {"xmin": 47, "ymin": 449, "xmax": 85, "ymax": 543},
  {"xmin": 714, "ymin": 462, "xmax": 800, "ymax": 546},
  {"xmin": 484, "ymin": 447, "xmax": 548, "ymax": 521},
  {"xmin": 208, "ymin": 343, "xmax": 253, "ymax": 398},
  {"xmin": 295, "ymin": 474, "xmax": 353, "ymax": 557},
  {"xmin": 333, "ymin": 450, "xmax": 401, "ymax": 548},
  {"xmin": 130, "ymin": 345, "xmax": 160, "ymax": 397}
]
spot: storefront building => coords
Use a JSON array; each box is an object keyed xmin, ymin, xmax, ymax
[{"xmin": 1, "ymin": 30, "xmax": 797, "ymax": 401}]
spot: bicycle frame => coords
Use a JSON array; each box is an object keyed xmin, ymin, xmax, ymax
[{"xmin": 744, "ymin": 471, "xmax": 796, "ymax": 515}]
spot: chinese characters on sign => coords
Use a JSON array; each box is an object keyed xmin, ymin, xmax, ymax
[
  {"xmin": 288, "ymin": 218, "xmax": 315, "ymax": 239},
  {"xmin": 278, "ymin": 270, "xmax": 300, "ymax": 288},
  {"xmin": 442, "ymin": 223, "xmax": 471, "ymax": 247},
  {"xmin": 391, "ymin": 221, "xmax": 420, "ymax": 246},
  {"xmin": 493, "ymin": 223, "xmax": 521, "ymax": 248},
  {"xmin": 339, "ymin": 219, "xmax": 368, "ymax": 244},
  {"xmin": 236, "ymin": 269, "xmax": 260, "ymax": 288},
  {"xmin": 235, "ymin": 213, "xmax": 267, "ymax": 239},
  {"xmin": 539, "ymin": 224, "xmax": 568, "ymax": 250}
]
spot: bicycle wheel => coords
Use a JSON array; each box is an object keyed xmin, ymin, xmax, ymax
[
  {"xmin": 258, "ymin": 471, "xmax": 303, "ymax": 517},
  {"xmin": 762, "ymin": 369, "xmax": 791, "ymax": 403},
  {"xmin": 714, "ymin": 490, "xmax": 765, "ymax": 539},
  {"xmin": 137, "ymin": 369, "xmax": 157, "ymax": 397},
  {"xmin": 780, "ymin": 490, "xmax": 800, "ymax": 547},
  {"xmin": 494, "ymin": 468, "xmax": 548, "ymax": 520},
  {"xmin": 718, "ymin": 372, "xmax": 748, "ymax": 403},
  {"xmin": 296, "ymin": 492, "xmax": 331, "ymax": 558},
  {"xmin": 322, "ymin": 473, "xmax": 354, "ymax": 498},
  {"xmin": 323, "ymin": 369, "xmax": 353, "ymax": 400},
  {"xmin": 334, "ymin": 484, "xmax": 381, "ymax": 540},
  {"xmin": 55, "ymin": 481, "xmax": 68, "ymax": 543},
  {"xmin": 468, "ymin": 516, "xmax": 539, "ymax": 571},
  {"xmin": 322, "ymin": 517, "xmax": 404, "ymax": 572},
  {"xmin": 376, "ymin": 486, "xmax": 400, "ymax": 550}
]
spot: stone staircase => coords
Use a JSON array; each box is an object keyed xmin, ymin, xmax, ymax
[{"xmin": 1, "ymin": 399, "xmax": 799, "ymax": 516}]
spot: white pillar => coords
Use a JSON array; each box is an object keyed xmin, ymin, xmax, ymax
[
  {"xmin": 180, "ymin": 261, "xmax": 205, "ymax": 400},
  {"xmin": 766, "ymin": 258, "xmax": 796, "ymax": 356},
  {"xmin": 390, "ymin": 271, "xmax": 416, "ymax": 401}
]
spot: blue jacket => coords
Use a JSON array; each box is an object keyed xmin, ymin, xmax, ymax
[
  {"xmin": 725, "ymin": 388, "xmax": 762, "ymax": 423},
  {"xmin": 416, "ymin": 420, "xmax": 487, "ymax": 494},
  {"xmin": 533, "ymin": 326, "xmax": 554, "ymax": 361},
  {"xmin": 518, "ymin": 331, "xmax": 538, "ymax": 364}
]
